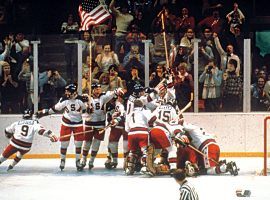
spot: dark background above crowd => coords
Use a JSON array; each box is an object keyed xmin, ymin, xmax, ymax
[{"xmin": 0, "ymin": 0, "xmax": 268, "ymax": 35}]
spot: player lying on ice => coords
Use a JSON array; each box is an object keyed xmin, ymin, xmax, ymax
[
  {"xmin": 175, "ymin": 116, "xmax": 239, "ymax": 176},
  {"xmin": 144, "ymin": 115, "xmax": 240, "ymax": 177}
]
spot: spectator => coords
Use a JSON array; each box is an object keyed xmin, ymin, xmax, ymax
[
  {"xmin": 61, "ymin": 14, "xmax": 79, "ymax": 34},
  {"xmin": 0, "ymin": 61, "xmax": 20, "ymax": 113},
  {"xmin": 174, "ymin": 62, "xmax": 194, "ymax": 111},
  {"xmin": 108, "ymin": 64, "xmax": 125, "ymax": 91},
  {"xmin": 82, "ymin": 65, "xmax": 100, "ymax": 94},
  {"xmin": 251, "ymin": 76, "xmax": 269, "ymax": 111},
  {"xmin": 81, "ymin": 31, "xmax": 96, "ymax": 62},
  {"xmin": 14, "ymin": 33, "xmax": 30, "ymax": 67},
  {"xmin": 198, "ymin": 9, "xmax": 224, "ymax": 36},
  {"xmin": 222, "ymin": 59, "xmax": 243, "ymax": 112},
  {"xmin": 175, "ymin": 7, "xmax": 195, "ymax": 41},
  {"xmin": 123, "ymin": 44, "xmax": 145, "ymax": 75},
  {"xmin": 151, "ymin": 6, "xmax": 175, "ymax": 34},
  {"xmin": 213, "ymin": 33, "xmax": 241, "ymax": 75},
  {"xmin": 125, "ymin": 66, "xmax": 144, "ymax": 98},
  {"xmin": 110, "ymin": 0, "xmax": 134, "ymax": 59},
  {"xmin": 196, "ymin": 27, "xmax": 216, "ymax": 74},
  {"xmin": 149, "ymin": 63, "xmax": 166, "ymax": 88},
  {"xmin": 199, "ymin": 59, "xmax": 222, "ymax": 112},
  {"xmin": 131, "ymin": 10, "xmax": 148, "ymax": 35},
  {"xmin": 125, "ymin": 24, "xmax": 147, "ymax": 53},
  {"xmin": 251, "ymin": 67, "xmax": 260, "ymax": 84},
  {"xmin": 226, "ymin": 2, "xmax": 245, "ymax": 34},
  {"xmin": 0, "ymin": 36, "xmax": 12, "ymax": 62},
  {"xmin": 17, "ymin": 58, "xmax": 33, "ymax": 110},
  {"xmin": 180, "ymin": 28, "xmax": 195, "ymax": 49},
  {"xmin": 225, "ymin": 24, "xmax": 244, "ymax": 59},
  {"xmin": 95, "ymin": 43, "xmax": 119, "ymax": 73},
  {"xmin": 38, "ymin": 69, "xmax": 67, "ymax": 99},
  {"xmin": 173, "ymin": 44, "xmax": 192, "ymax": 72}
]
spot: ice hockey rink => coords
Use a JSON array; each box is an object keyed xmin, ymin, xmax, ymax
[{"xmin": 0, "ymin": 157, "xmax": 269, "ymax": 200}]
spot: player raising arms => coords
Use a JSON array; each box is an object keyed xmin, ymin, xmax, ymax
[
  {"xmin": 0, "ymin": 109, "xmax": 57, "ymax": 171},
  {"xmin": 81, "ymin": 83, "xmax": 124, "ymax": 170},
  {"xmin": 37, "ymin": 84, "xmax": 88, "ymax": 171},
  {"xmin": 105, "ymin": 95, "xmax": 128, "ymax": 169}
]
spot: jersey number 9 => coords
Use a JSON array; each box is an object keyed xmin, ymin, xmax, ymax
[{"xmin": 21, "ymin": 125, "xmax": 29, "ymax": 136}]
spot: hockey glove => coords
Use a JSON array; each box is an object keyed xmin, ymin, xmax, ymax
[
  {"xmin": 81, "ymin": 94, "xmax": 89, "ymax": 103},
  {"xmin": 36, "ymin": 109, "xmax": 49, "ymax": 119},
  {"xmin": 114, "ymin": 88, "xmax": 125, "ymax": 96},
  {"xmin": 50, "ymin": 135, "xmax": 58, "ymax": 142},
  {"xmin": 5, "ymin": 130, "xmax": 13, "ymax": 139},
  {"xmin": 175, "ymin": 134, "xmax": 190, "ymax": 148}
]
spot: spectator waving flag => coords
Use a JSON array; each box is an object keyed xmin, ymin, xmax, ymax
[{"xmin": 78, "ymin": 0, "xmax": 111, "ymax": 31}]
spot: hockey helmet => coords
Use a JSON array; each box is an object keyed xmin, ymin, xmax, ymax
[
  {"xmin": 91, "ymin": 83, "xmax": 101, "ymax": 90},
  {"xmin": 23, "ymin": 109, "xmax": 33, "ymax": 119},
  {"xmin": 133, "ymin": 83, "xmax": 144, "ymax": 96},
  {"xmin": 165, "ymin": 98, "xmax": 176, "ymax": 106},
  {"xmin": 65, "ymin": 84, "xmax": 77, "ymax": 94}
]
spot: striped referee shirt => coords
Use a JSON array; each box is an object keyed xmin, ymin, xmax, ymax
[{"xmin": 179, "ymin": 180, "xmax": 199, "ymax": 200}]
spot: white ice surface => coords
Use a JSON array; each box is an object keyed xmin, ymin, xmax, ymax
[{"xmin": 0, "ymin": 157, "xmax": 269, "ymax": 200}]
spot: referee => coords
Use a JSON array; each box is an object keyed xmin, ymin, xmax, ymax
[{"xmin": 172, "ymin": 170, "xmax": 199, "ymax": 200}]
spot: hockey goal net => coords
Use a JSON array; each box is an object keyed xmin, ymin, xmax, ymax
[{"xmin": 263, "ymin": 116, "xmax": 270, "ymax": 176}]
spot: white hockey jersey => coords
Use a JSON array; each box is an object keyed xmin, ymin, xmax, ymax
[
  {"xmin": 182, "ymin": 122, "xmax": 216, "ymax": 150},
  {"xmin": 113, "ymin": 100, "xmax": 126, "ymax": 129},
  {"xmin": 51, "ymin": 95, "xmax": 87, "ymax": 127},
  {"xmin": 126, "ymin": 92, "xmax": 157, "ymax": 116},
  {"xmin": 85, "ymin": 91, "xmax": 115, "ymax": 128},
  {"xmin": 125, "ymin": 107, "xmax": 152, "ymax": 134},
  {"xmin": 151, "ymin": 104, "xmax": 178, "ymax": 125},
  {"xmin": 5, "ymin": 119, "xmax": 46, "ymax": 151}
]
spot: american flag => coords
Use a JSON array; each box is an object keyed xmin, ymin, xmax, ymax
[{"xmin": 78, "ymin": 0, "xmax": 111, "ymax": 31}]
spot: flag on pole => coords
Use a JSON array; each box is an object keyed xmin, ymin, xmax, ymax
[{"xmin": 78, "ymin": 0, "xmax": 111, "ymax": 31}]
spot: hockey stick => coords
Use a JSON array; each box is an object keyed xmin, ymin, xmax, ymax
[
  {"xmin": 59, "ymin": 128, "xmax": 100, "ymax": 139},
  {"xmin": 174, "ymin": 137, "xmax": 219, "ymax": 165},
  {"xmin": 178, "ymin": 93, "xmax": 194, "ymax": 116},
  {"xmin": 98, "ymin": 123, "xmax": 113, "ymax": 134}
]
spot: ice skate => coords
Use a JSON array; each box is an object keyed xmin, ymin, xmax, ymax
[
  {"xmin": 76, "ymin": 160, "xmax": 83, "ymax": 171},
  {"xmin": 226, "ymin": 161, "xmax": 239, "ymax": 176},
  {"xmin": 140, "ymin": 166, "xmax": 154, "ymax": 177},
  {"xmin": 81, "ymin": 158, "xmax": 86, "ymax": 168},
  {"xmin": 88, "ymin": 161, "xmax": 94, "ymax": 170},
  {"xmin": 7, "ymin": 165, "xmax": 13, "ymax": 171},
  {"xmin": 59, "ymin": 159, "xmax": 65, "ymax": 171},
  {"xmin": 104, "ymin": 156, "xmax": 112, "ymax": 169},
  {"xmin": 125, "ymin": 166, "xmax": 135, "ymax": 175},
  {"xmin": 185, "ymin": 161, "xmax": 197, "ymax": 177}
]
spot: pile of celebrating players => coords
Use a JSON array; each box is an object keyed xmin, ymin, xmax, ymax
[{"xmin": 0, "ymin": 76, "xmax": 239, "ymax": 177}]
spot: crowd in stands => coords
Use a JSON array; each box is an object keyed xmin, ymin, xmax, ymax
[{"xmin": 0, "ymin": 0, "xmax": 270, "ymax": 114}]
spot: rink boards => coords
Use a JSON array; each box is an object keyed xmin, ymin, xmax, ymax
[{"xmin": 0, "ymin": 113, "xmax": 269, "ymax": 158}]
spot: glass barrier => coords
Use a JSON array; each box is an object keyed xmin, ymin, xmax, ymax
[{"xmin": 0, "ymin": 30, "xmax": 269, "ymax": 114}]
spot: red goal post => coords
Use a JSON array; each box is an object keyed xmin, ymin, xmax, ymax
[{"xmin": 264, "ymin": 116, "xmax": 270, "ymax": 176}]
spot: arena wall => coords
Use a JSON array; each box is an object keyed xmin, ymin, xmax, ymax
[{"xmin": 0, "ymin": 113, "xmax": 269, "ymax": 158}]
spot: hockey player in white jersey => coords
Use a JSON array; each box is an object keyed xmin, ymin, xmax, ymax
[
  {"xmin": 105, "ymin": 95, "xmax": 128, "ymax": 169},
  {"xmin": 125, "ymin": 99, "xmax": 152, "ymax": 175},
  {"xmin": 81, "ymin": 83, "xmax": 125, "ymax": 170},
  {"xmin": 0, "ymin": 109, "xmax": 58, "ymax": 171},
  {"xmin": 176, "ymin": 118, "xmax": 239, "ymax": 176},
  {"xmin": 147, "ymin": 100, "xmax": 180, "ymax": 175},
  {"xmin": 37, "ymin": 84, "xmax": 88, "ymax": 171}
]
